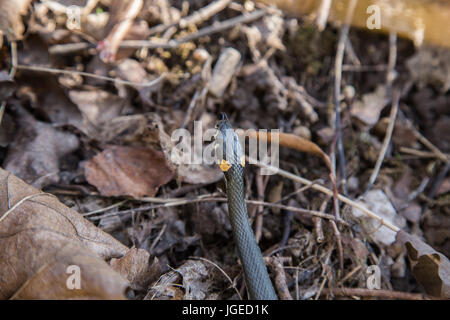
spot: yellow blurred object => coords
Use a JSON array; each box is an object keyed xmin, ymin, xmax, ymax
[{"xmin": 256, "ymin": 0, "xmax": 450, "ymax": 47}]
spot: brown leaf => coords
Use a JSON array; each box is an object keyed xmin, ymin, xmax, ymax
[
  {"xmin": 397, "ymin": 230, "xmax": 450, "ymax": 298},
  {"xmin": 351, "ymin": 85, "xmax": 389, "ymax": 128},
  {"xmin": 146, "ymin": 260, "xmax": 212, "ymax": 300},
  {"xmin": 84, "ymin": 145, "xmax": 175, "ymax": 198},
  {"xmin": 0, "ymin": 168, "xmax": 129, "ymax": 299},
  {"xmin": 110, "ymin": 248, "xmax": 158, "ymax": 290},
  {"xmin": 4, "ymin": 106, "xmax": 79, "ymax": 188},
  {"xmin": 0, "ymin": 0, "xmax": 32, "ymax": 40},
  {"xmin": 68, "ymin": 89, "xmax": 125, "ymax": 137},
  {"xmin": 17, "ymin": 73, "xmax": 82, "ymax": 128}
]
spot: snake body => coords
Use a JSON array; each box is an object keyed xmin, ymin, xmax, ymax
[{"xmin": 215, "ymin": 115, "xmax": 277, "ymax": 300}]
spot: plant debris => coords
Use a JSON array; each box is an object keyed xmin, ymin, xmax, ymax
[{"xmin": 0, "ymin": 0, "xmax": 449, "ymax": 301}]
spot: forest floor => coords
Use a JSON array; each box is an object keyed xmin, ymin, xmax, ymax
[{"xmin": 0, "ymin": 0, "xmax": 449, "ymax": 300}]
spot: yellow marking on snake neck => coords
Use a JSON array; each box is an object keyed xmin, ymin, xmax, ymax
[
  {"xmin": 240, "ymin": 155, "xmax": 246, "ymax": 167},
  {"xmin": 219, "ymin": 159, "xmax": 232, "ymax": 172}
]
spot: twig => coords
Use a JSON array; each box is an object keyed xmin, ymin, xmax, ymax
[
  {"xmin": 180, "ymin": 56, "xmax": 211, "ymax": 129},
  {"xmin": 121, "ymin": 9, "xmax": 266, "ymax": 48},
  {"xmin": 149, "ymin": 223, "xmax": 167, "ymax": 254},
  {"xmin": 329, "ymin": 220, "xmax": 344, "ymax": 273},
  {"xmin": 89, "ymin": 196, "xmax": 349, "ymax": 226},
  {"xmin": 427, "ymin": 162, "xmax": 450, "ymax": 200},
  {"xmin": 396, "ymin": 110, "xmax": 448, "ymax": 163},
  {"xmin": 386, "ymin": 32, "xmax": 397, "ymax": 90},
  {"xmin": 97, "ymin": 0, "xmax": 143, "ymax": 62},
  {"xmin": 9, "ymin": 40, "xmax": 17, "ymax": 79},
  {"xmin": 316, "ymin": 0, "xmax": 332, "ymax": 31},
  {"xmin": 268, "ymin": 257, "xmax": 293, "ymax": 300},
  {"xmin": 342, "ymin": 64, "xmax": 387, "ymax": 72},
  {"xmin": 337, "ymin": 265, "xmax": 362, "ymax": 285},
  {"xmin": 180, "ymin": 89, "xmax": 201, "ymax": 129},
  {"xmin": 174, "ymin": 9, "xmax": 266, "ymax": 44},
  {"xmin": 314, "ymin": 248, "xmax": 333, "ymax": 300},
  {"xmin": 399, "ymin": 147, "xmax": 449, "ymax": 159},
  {"xmin": 0, "ymin": 102, "xmax": 6, "ymax": 126},
  {"xmin": 254, "ymin": 170, "xmax": 269, "ymax": 243},
  {"xmin": 48, "ymin": 42, "xmax": 93, "ymax": 55},
  {"xmin": 82, "ymin": 200, "xmax": 128, "ymax": 217},
  {"xmin": 15, "ymin": 64, "xmax": 166, "ymax": 88},
  {"xmin": 397, "ymin": 177, "xmax": 430, "ymax": 211},
  {"xmin": 314, "ymin": 198, "xmax": 329, "ymax": 243},
  {"xmin": 179, "ymin": 0, "xmax": 232, "ymax": 28},
  {"xmin": 329, "ymin": 136, "xmax": 344, "ymax": 273},
  {"xmin": 248, "ymin": 156, "xmax": 400, "ymax": 232},
  {"xmin": 322, "ymin": 287, "xmax": 436, "ymax": 300},
  {"xmin": 364, "ymin": 90, "xmax": 400, "ymax": 194},
  {"xmin": 50, "ymin": 9, "xmax": 267, "ymax": 55},
  {"xmin": 412, "ymin": 128, "xmax": 449, "ymax": 163},
  {"xmin": 0, "ymin": 193, "xmax": 57, "ymax": 224},
  {"xmin": 279, "ymin": 179, "xmax": 324, "ymax": 203},
  {"xmin": 332, "ymin": 0, "xmax": 357, "ymax": 195},
  {"xmin": 344, "ymin": 38, "xmax": 361, "ymax": 66}
]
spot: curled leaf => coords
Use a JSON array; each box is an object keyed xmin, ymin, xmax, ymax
[
  {"xmin": 0, "ymin": 168, "xmax": 129, "ymax": 299},
  {"xmin": 397, "ymin": 230, "xmax": 450, "ymax": 298}
]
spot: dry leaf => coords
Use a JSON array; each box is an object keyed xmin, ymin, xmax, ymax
[
  {"xmin": 0, "ymin": 0, "xmax": 32, "ymax": 40},
  {"xmin": 68, "ymin": 89, "xmax": 125, "ymax": 137},
  {"xmin": 397, "ymin": 230, "xmax": 450, "ymax": 298},
  {"xmin": 156, "ymin": 117, "xmax": 223, "ymax": 185},
  {"xmin": 110, "ymin": 248, "xmax": 157, "ymax": 290},
  {"xmin": 146, "ymin": 260, "xmax": 212, "ymax": 300},
  {"xmin": 17, "ymin": 73, "xmax": 83, "ymax": 128},
  {"xmin": 98, "ymin": 114, "xmax": 149, "ymax": 144},
  {"xmin": 84, "ymin": 145, "xmax": 175, "ymax": 198},
  {"xmin": 0, "ymin": 168, "xmax": 129, "ymax": 299},
  {"xmin": 4, "ymin": 106, "xmax": 79, "ymax": 188},
  {"xmin": 406, "ymin": 46, "xmax": 450, "ymax": 92},
  {"xmin": 351, "ymin": 85, "xmax": 389, "ymax": 128},
  {"xmin": 352, "ymin": 189, "xmax": 406, "ymax": 246}
]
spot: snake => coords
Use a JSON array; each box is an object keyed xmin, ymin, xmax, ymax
[{"xmin": 214, "ymin": 114, "xmax": 278, "ymax": 300}]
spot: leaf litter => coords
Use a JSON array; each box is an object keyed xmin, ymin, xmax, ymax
[{"xmin": 0, "ymin": 0, "xmax": 449, "ymax": 300}]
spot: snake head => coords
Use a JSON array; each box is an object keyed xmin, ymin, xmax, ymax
[{"xmin": 214, "ymin": 113, "xmax": 245, "ymax": 171}]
